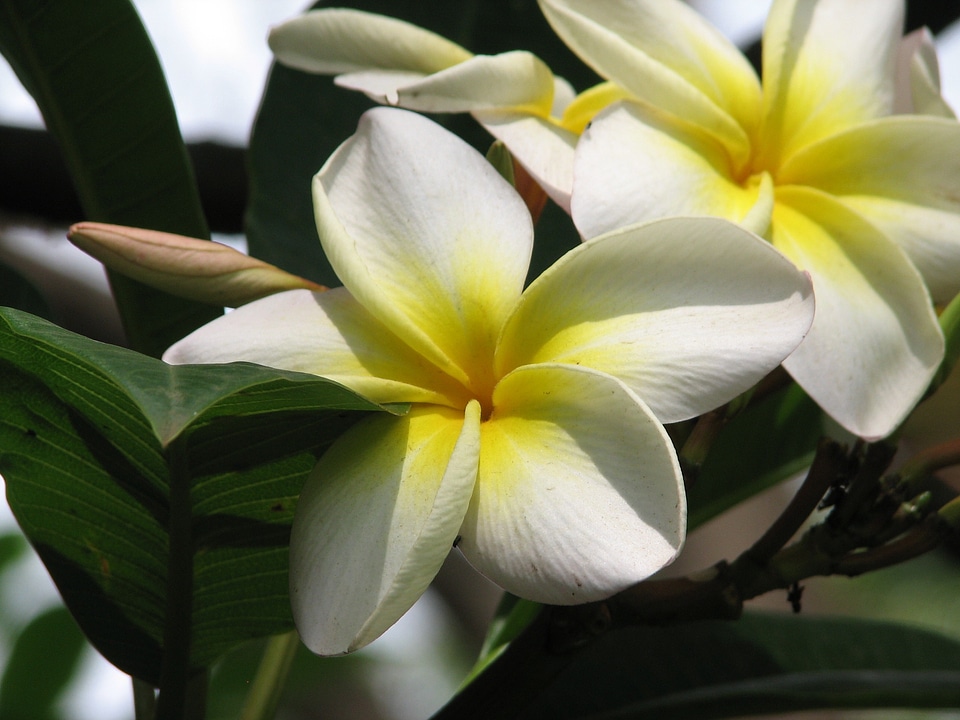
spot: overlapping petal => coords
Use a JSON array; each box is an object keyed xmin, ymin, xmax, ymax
[
  {"xmin": 772, "ymin": 188, "xmax": 943, "ymax": 439},
  {"xmin": 497, "ymin": 217, "xmax": 814, "ymax": 424},
  {"xmin": 759, "ymin": 0, "xmax": 903, "ymax": 168},
  {"xmin": 571, "ymin": 103, "xmax": 772, "ymax": 240},
  {"xmin": 376, "ymin": 52, "xmax": 555, "ymax": 114},
  {"xmin": 269, "ymin": 9, "xmax": 471, "ymax": 76},
  {"xmin": 162, "ymin": 288, "xmax": 470, "ymax": 407},
  {"xmin": 559, "ymin": 81, "xmax": 633, "ymax": 134},
  {"xmin": 895, "ymin": 28, "xmax": 956, "ymax": 117},
  {"xmin": 290, "ymin": 402, "xmax": 481, "ymax": 655},
  {"xmin": 778, "ymin": 116, "xmax": 960, "ymax": 302},
  {"xmin": 538, "ymin": 0, "xmax": 760, "ymax": 171},
  {"xmin": 475, "ymin": 110, "xmax": 578, "ymax": 211},
  {"xmin": 458, "ymin": 364, "xmax": 683, "ymax": 604},
  {"xmin": 270, "ymin": 9, "xmax": 557, "ymax": 116},
  {"xmin": 313, "ymin": 107, "xmax": 533, "ymax": 394}
]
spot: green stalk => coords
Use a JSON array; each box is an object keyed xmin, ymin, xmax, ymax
[{"xmin": 240, "ymin": 631, "xmax": 301, "ymax": 720}]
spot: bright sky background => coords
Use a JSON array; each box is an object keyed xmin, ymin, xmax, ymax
[
  {"xmin": 1, "ymin": 1, "xmax": 960, "ymax": 718},
  {"xmin": 2, "ymin": 1, "xmax": 960, "ymax": 142}
]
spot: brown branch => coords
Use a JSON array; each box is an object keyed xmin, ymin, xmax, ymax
[{"xmin": 431, "ymin": 438, "xmax": 953, "ymax": 720}]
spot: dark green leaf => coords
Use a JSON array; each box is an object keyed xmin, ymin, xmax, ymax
[
  {"xmin": 0, "ymin": 0, "xmax": 220, "ymax": 356},
  {"xmin": 0, "ymin": 606, "xmax": 87, "ymax": 720},
  {"xmin": 688, "ymin": 384, "xmax": 824, "ymax": 530},
  {"xmin": 518, "ymin": 613, "xmax": 960, "ymax": 719},
  {"xmin": 464, "ymin": 593, "xmax": 542, "ymax": 685},
  {"xmin": 931, "ymin": 286, "xmax": 960, "ymax": 391},
  {"xmin": 0, "ymin": 307, "xmax": 389, "ymax": 682}
]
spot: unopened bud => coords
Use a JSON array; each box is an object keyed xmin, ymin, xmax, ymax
[{"xmin": 68, "ymin": 222, "xmax": 326, "ymax": 307}]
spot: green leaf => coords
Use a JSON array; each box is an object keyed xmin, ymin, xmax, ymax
[
  {"xmin": 247, "ymin": 0, "xmax": 590, "ymax": 287},
  {"xmin": 517, "ymin": 613, "xmax": 960, "ymax": 719},
  {"xmin": 0, "ymin": 0, "xmax": 220, "ymax": 356},
  {"xmin": 0, "ymin": 606, "xmax": 87, "ymax": 720},
  {"xmin": 931, "ymin": 287, "xmax": 960, "ymax": 391},
  {"xmin": 0, "ymin": 307, "xmax": 390, "ymax": 683},
  {"xmin": 463, "ymin": 593, "xmax": 542, "ymax": 686},
  {"xmin": 688, "ymin": 383, "xmax": 824, "ymax": 530}
]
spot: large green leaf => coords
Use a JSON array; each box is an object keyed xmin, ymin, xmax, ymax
[
  {"xmin": 438, "ymin": 612, "xmax": 960, "ymax": 719},
  {"xmin": 0, "ymin": 0, "xmax": 220, "ymax": 356},
  {"xmin": 523, "ymin": 613, "xmax": 960, "ymax": 719},
  {"xmin": 247, "ymin": 0, "xmax": 592, "ymax": 288},
  {"xmin": 0, "ymin": 307, "xmax": 391, "ymax": 684}
]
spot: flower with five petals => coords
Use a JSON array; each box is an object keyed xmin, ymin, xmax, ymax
[
  {"xmin": 540, "ymin": 0, "xmax": 960, "ymax": 440},
  {"xmin": 164, "ymin": 108, "xmax": 813, "ymax": 655}
]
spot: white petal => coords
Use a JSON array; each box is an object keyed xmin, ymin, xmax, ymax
[
  {"xmin": 497, "ymin": 216, "xmax": 814, "ymax": 423},
  {"xmin": 386, "ymin": 52, "xmax": 556, "ymax": 114},
  {"xmin": 779, "ymin": 116, "xmax": 960, "ymax": 303},
  {"xmin": 459, "ymin": 363, "xmax": 684, "ymax": 604},
  {"xmin": 842, "ymin": 199, "xmax": 960, "ymax": 305},
  {"xmin": 538, "ymin": 0, "xmax": 760, "ymax": 171},
  {"xmin": 270, "ymin": 12, "xmax": 555, "ymax": 116},
  {"xmin": 475, "ymin": 109, "xmax": 578, "ymax": 211},
  {"xmin": 290, "ymin": 402, "xmax": 481, "ymax": 655},
  {"xmin": 162, "ymin": 288, "xmax": 468, "ymax": 407},
  {"xmin": 895, "ymin": 28, "xmax": 955, "ymax": 117},
  {"xmin": 760, "ymin": 0, "xmax": 903, "ymax": 165},
  {"xmin": 314, "ymin": 107, "xmax": 533, "ymax": 394},
  {"xmin": 333, "ymin": 70, "xmax": 430, "ymax": 106},
  {"xmin": 571, "ymin": 102, "xmax": 770, "ymax": 240},
  {"xmin": 772, "ymin": 188, "xmax": 944, "ymax": 440},
  {"xmin": 269, "ymin": 9, "xmax": 471, "ymax": 76},
  {"xmin": 552, "ymin": 75, "xmax": 577, "ymax": 117}
]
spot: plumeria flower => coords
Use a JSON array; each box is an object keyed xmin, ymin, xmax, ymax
[
  {"xmin": 538, "ymin": 0, "xmax": 960, "ymax": 440},
  {"xmin": 164, "ymin": 108, "xmax": 814, "ymax": 655},
  {"xmin": 267, "ymin": 4, "xmax": 945, "ymax": 218},
  {"xmin": 268, "ymin": 7, "xmax": 604, "ymax": 210}
]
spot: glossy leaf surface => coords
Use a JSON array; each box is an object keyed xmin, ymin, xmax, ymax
[{"xmin": 0, "ymin": 307, "xmax": 388, "ymax": 681}]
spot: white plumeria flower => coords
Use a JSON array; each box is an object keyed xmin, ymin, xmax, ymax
[
  {"xmin": 539, "ymin": 0, "xmax": 960, "ymax": 440},
  {"xmin": 268, "ymin": 7, "xmax": 586, "ymax": 210},
  {"xmin": 164, "ymin": 108, "xmax": 814, "ymax": 655},
  {"xmin": 266, "ymin": 5, "xmax": 948, "ymax": 218}
]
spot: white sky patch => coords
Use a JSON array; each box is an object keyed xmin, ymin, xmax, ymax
[{"xmin": 690, "ymin": 0, "xmax": 772, "ymax": 47}]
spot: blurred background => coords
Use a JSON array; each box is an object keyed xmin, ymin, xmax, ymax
[{"xmin": 2, "ymin": 1, "xmax": 960, "ymax": 718}]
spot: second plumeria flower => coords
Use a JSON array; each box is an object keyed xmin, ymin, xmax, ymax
[
  {"xmin": 164, "ymin": 108, "xmax": 813, "ymax": 655},
  {"xmin": 542, "ymin": 0, "xmax": 960, "ymax": 440},
  {"xmin": 268, "ymin": 7, "xmax": 592, "ymax": 210}
]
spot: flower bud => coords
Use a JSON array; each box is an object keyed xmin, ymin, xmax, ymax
[{"xmin": 68, "ymin": 222, "xmax": 325, "ymax": 307}]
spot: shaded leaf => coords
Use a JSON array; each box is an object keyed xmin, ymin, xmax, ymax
[
  {"xmin": 518, "ymin": 613, "xmax": 960, "ymax": 719},
  {"xmin": 0, "ymin": 0, "xmax": 219, "ymax": 356},
  {"xmin": 0, "ymin": 307, "xmax": 390, "ymax": 681},
  {"xmin": 0, "ymin": 606, "xmax": 87, "ymax": 720},
  {"xmin": 463, "ymin": 593, "xmax": 542, "ymax": 686},
  {"xmin": 688, "ymin": 384, "xmax": 823, "ymax": 530}
]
